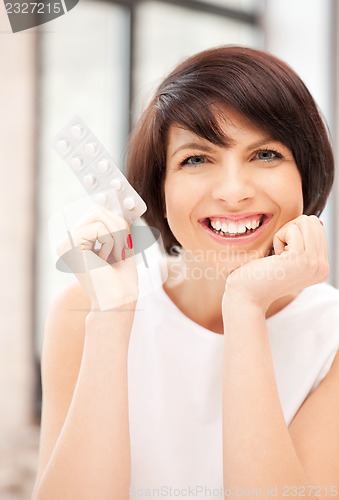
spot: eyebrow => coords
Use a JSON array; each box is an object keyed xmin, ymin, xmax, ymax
[
  {"xmin": 170, "ymin": 137, "xmax": 282, "ymax": 158},
  {"xmin": 245, "ymin": 137, "xmax": 281, "ymax": 150},
  {"xmin": 171, "ymin": 142, "xmax": 217, "ymax": 158}
]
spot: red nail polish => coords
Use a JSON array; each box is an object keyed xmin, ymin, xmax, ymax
[
  {"xmin": 127, "ymin": 233, "xmax": 133, "ymax": 249},
  {"xmin": 320, "ymin": 220, "xmax": 324, "ymax": 226},
  {"xmin": 121, "ymin": 248, "xmax": 126, "ymax": 261}
]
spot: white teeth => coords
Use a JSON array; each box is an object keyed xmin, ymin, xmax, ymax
[
  {"xmin": 210, "ymin": 215, "xmax": 263, "ymax": 235},
  {"xmin": 228, "ymin": 222, "xmax": 237, "ymax": 234},
  {"xmin": 237, "ymin": 224, "xmax": 247, "ymax": 234},
  {"xmin": 245, "ymin": 219, "xmax": 253, "ymax": 230}
]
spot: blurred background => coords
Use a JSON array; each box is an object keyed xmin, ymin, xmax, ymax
[{"xmin": 0, "ymin": 0, "xmax": 338, "ymax": 498}]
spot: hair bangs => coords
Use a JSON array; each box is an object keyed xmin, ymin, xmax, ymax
[{"xmin": 156, "ymin": 92, "xmax": 230, "ymax": 147}]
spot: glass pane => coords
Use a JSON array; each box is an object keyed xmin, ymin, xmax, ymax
[
  {"xmin": 133, "ymin": 0, "xmax": 263, "ymax": 120},
  {"xmin": 194, "ymin": 0, "xmax": 262, "ymax": 12},
  {"xmin": 36, "ymin": 2, "xmax": 130, "ymax": 350}
]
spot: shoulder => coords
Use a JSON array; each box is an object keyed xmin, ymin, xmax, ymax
[
  {"xmin": 287, "ymin": 282, "xmax": 339, "ymax": 349},
  {"xmin": 268, "ymin": 282, "xmax": 339, "ymax": 335},
  {"xmin": 294, "ymin": 283, "xmax": 339, "ymax": 391},
  {"xmin": 300, "ymin": 281, "xmax": 339, "ymax": 305},
  {"xmin": 43, "ymin": 282, "xmax": 91, "ymax": 339},
  {"xmin": 302, "ymin": 282, "xmax": 339, "ymax": 331},
  {"xmin": 47, "ymin": 281, "xmax": 91, "ymax": 316},
  {"xmin": 291, "ymin": 282, "xmax": 339, "ymax": 324}
]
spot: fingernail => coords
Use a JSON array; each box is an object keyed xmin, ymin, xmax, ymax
[
  {"xmin": 121, "ymin": 248, "xmax": 126, "ymax": 261},
  {"xmin": 320, "ymin": 220, "xmax": 324, "ymax": 226},
  {"xmin": 127, "ymin": 233, "xmax": 133, "ymax": 249}
]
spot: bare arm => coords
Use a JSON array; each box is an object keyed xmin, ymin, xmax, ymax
[
  {"xmin": 32, "ymin": 285, "xmax": 135, "ymax": 500},
  {"xmin": 222, "ymin": 295, "xmax": 316, "ymax": 499},
  {"xmin": 33, "ymin": 208, "xmax": 138, "ymax": 499},
  {"xmin": 221, "ymin": 216, "xmax": 330, "ymax": 499}
]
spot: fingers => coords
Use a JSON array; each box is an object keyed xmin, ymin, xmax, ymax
[
  {"xmin": 292, "ymin": 215, "xmax": 327, "ymax": 258},
  {"xmin": 273, "ymin": 222, "xmax": 304, "ymax": 255},
  {"xmin": 77, "ymin": 206, "xmax": 129, "ymax": 234},
  {"xmin": 71, "ymin": 221, "xmax": 114, "ymax": 261},
  {"xmin": 297, "ymin": 215, "xmax": 329, "ymax": 278},
  {"xmin": 57, "ymin": 207, "xmax": 131, "ymax": 265},
  {"xmin": 77, "ymin": 207, "xmax": 130, "ymax": 263},
  {"xmin": 273, "ymin": 214, "xmax": 329, "ymax": 282}
]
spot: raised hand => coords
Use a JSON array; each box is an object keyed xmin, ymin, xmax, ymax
[
  {"xmin": 57, "ymin": 206, "xmax": 138, "ymax": 311},
  {"xmin": 224, "ymin": 215, "xmax": 329, "ymax": 313}
]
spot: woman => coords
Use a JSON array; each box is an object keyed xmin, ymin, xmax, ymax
[{"xmin": 33, "ymin": 47, "xmax": 339, "ymax": 500}]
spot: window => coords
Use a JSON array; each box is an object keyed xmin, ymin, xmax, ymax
[
  {"xmin": 35, "ymin": 1, "xmax": 130, "ymax": 353},
  {"xmin": 132, "ymin": 1, "xmax": 263, "ymax": 121},
  {"xmin": 35, "ymin": 0, "xmax": 264, "ymax": 414}
]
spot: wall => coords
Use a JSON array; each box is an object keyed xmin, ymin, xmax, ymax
[{"xmin": 0, "ymin": 6, "xmax": 36, "ymax": 432}]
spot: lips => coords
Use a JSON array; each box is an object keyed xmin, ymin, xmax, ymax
[
  {"xmin": 212, "ymin": 214, "xmax": 265, "ymax": 231},
  {"xmin": 199, "ymin": 213, "xmax": 272, "ymax": 245},
  {"xmin": 202, "ymin": 212, "xmax": 271, "ymax": 222}
]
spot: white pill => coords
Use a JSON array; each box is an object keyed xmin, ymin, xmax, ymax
[
  {"xmin": 57, "ymin": 140, "xmax": 69, "ymax": 154},
  {"xmin": 85, "ymin": 142, "xmax": 98, "ymax": 156},
  {"xmin": 71, "ymin": 124, "xmax": 83, "ymax": 138},
  {"xmin": 83, "ymin": 175, "xmax": 96, "ymax": 188},
  {"xmin": 70, "ymin": 156, "xmax": 83, "ymax": 170},
  {"xmin": 97, "ymin": 160, "xmax": 110, "ymax": 173},
  {"xmin": 123, "ymin": 197, "xmax": 135, "ymax": 210},
  {"xmin": 110, "ymin": 178, "xmax": 122, "ymax": 191},
  {"xmin": 94, "ymin": 193, "xmax": 107, "ymax": 205}
]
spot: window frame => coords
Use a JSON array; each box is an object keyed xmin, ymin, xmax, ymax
[{"xmin": 94, "ymin": 0, "xmax": 262, "ymax": 131}]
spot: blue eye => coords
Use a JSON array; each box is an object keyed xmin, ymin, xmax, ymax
[
  {"xmin": 255, "ymin": 149, "xmax": 283, "ymax": 162},
  {"xmin": 181, "ymin": 155, "xmax": 206, "ymax": 167}
]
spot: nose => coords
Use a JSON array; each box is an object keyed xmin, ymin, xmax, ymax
[{"xmin": 210, "ymin": 156, "xmax": 256, "ymax": 205}]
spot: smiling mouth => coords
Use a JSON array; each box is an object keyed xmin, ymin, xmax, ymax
[{"xmin": 205, "ymin": 214, "xmax": 268, "ymax": 237}]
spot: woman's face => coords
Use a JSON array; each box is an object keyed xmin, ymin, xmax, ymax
[{"xmin": 164, "ymin": 108, "xmax": 303, "ymax": 265}]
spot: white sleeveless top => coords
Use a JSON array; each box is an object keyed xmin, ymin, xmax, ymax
[{"xmin": 127, "ymin": 279, "xmax": 339, "ymax": 499}]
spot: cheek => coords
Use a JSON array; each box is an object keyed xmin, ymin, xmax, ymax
[
  {"xmin": 163, "ymin": 177, "xmax": 203, "ymax": 250},
  {"xmin": 283, "ymin": 172, "xmax": 303, "ymax": 212},
  {"xmin": 164, "ymin": 177, "xmax": 198, "ymax": 219},
  {"xmin": 266, "ymin": 168, "xmax": 303, "ymax": 217}
]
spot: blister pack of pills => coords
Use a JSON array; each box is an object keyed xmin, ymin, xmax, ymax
[
  {"xmin": 54, "ymin": 116, "xmax": 147, "ymax": 224},
  {"xmin": 52, "ymin": 116, "xmax": 167, "ymax": 310}
]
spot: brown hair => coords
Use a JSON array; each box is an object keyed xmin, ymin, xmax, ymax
[{"xmin": 126, "ymin": 46, "xmax": 335, "ymax": 254}]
